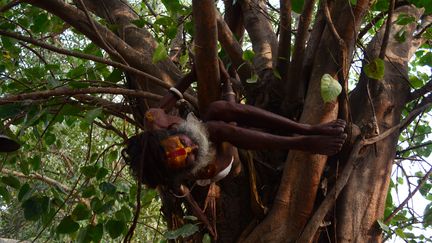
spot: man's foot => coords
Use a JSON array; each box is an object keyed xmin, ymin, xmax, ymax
[
  {"xmin": 309, "ymin": 119, "xmax": 346, "ymax": 136},
  {"xmin": 303, "ymin": 133, "xmax": 347, "ymax": 155}
]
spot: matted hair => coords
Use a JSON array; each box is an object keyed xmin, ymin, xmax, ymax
[{"xmin": 122, "ymin": 130, "xmax": 192, "ymax": 188}]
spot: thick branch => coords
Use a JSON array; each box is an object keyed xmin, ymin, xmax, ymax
[
  {"xmin": 241, "ymin": 0, "xmax": 278, "ymax": 75},
  {"xmin": 379, "ymin": 0, "xmax": 396, "ymax": 59},
  {"xmin": 285, "ymin": 0, "xmax": 316, "ymax": 93},
  {"xmin": 216, "ymin": 13, "xmax": 253, "ymax": 83},
  {"xmin": 23, "ymin": 0, "xmax": 177, "ymax": 85},
  {"xmin": 193, "ymin": 0, "xmax": 220, "ymax": 112}
]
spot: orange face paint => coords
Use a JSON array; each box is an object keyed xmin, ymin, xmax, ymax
[{"xmin": 160, "ymin": 136, "xmax": 194, "ymax": 169}]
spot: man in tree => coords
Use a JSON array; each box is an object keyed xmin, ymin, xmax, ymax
[{"xmin": 123, "ymin": 86, "xmax": 347, "ymax": 188}]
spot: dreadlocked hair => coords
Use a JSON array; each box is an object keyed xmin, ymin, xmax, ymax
[{"xmin": 122, "ymin": 130, "xmax": 189, "ymax": 188}]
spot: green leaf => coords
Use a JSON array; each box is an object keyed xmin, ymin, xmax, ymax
[
  {"xmin": 364, "ymin": 58, "xmax": 385, "ymax": 80},
  {"xmin": 44, "ymin": 132, "xmax": 56, "ymax": 146},
  {"xmin": 22, "ymin": 196, "xmax": 50, "ymax": 221},
  {"xmin": 418, "ymin": 52, "xmax": 432, "ymax": 66},
  {"xmin": 377, "ymin": 219, "xmax": 390, "ymax": 232},
  {"xmin": 96, "ymin": 167, "xmax": 109, "ymax": 180},
  {"xmin": 56, "ymin": 215, "xmax": 80, "ymax": 234},
  {"xmin": 82, "ymin": 185, "xmax": 97, "ymax": 198},
  {"xmin": 320, "ymin": 74, "xmax": 342, "ymax": 103},
  {"xmin": 394, "ymin": 29, "xmax": 407, "ymax": 43},
  {"xmin": 203, "ymin": 234, "xmax": 211, "ymax": 243},
  {"xmin": 1, "ymin": 175, "xmax": 21, "ymax": 189},
  {"xmin": 132, "ymin": 18, "xmax": 146, "ymax": 28},
  {"xmin": 0, "ymin": 186, "xmax": 11, "ymax": 203},
  {"xmin": 81, "ymin": 165, "xmax": 98, "ymax": 178},
  {"xmin": 84, "ymin": 108, "xmax": 103, "ymax": 123},
  {"xmin": 396, "ymin": 14, "xmax": 415, "ymax": 25},
  {"xmin": 242, "ymin": 50, "xmax": 255, "ymax": 62},
  {"xmin": 31, "ymin": 13, "xmax": 50, "ymax": 33},
  {"xmin": 72, "ymin": 203, "xmax": 92, "ymax": 221},
  {"xmin": 161, "ymin": 0, "xmax": 183, "ymax": 14},
  {"xmin": 165, "ymin": 224, "xmax": 199, "ymax": 239},
  {"xmin": 99, "ymin": 182, "xmax": 117, "ymax": 196},
  {"xmin": 115, "ymin": 206, "xmax": 132, "ymax": 222},
  {"xmin": 424, "ymin": 203, "xmax": 432, "ymax": 227},
  {"xmin": 152, "ymin": 43, "xmax": 168, "ymax": 63},
  {"xmin": 105, "ymin": 219, "xmax": 126, "ymax": 239},
  {"xmin": 106, "ymin": 69, "xmax": 124, "ymax": 82},
  {"xmin": 87, "ymin": 224, "xmax": 104, "ymax": 242},
  {"xmin": 18, "ymin": 183, "xmax": 31, "ymax": 202},
  {"xmin": 29, "ymin": 155, "xmax": 41, "ymax": 171},
  {"xmin": 107, "ymin": 150, "xmax": 118, "ymax": 163},
  {"xmin": 349, "ymin": 0, "xmax": 357, "ymax": 5},
  {"xmin": 292, "ymin": 0, "xmax": 305, "ymax": 13}
]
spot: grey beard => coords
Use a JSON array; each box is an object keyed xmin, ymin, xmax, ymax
[{"xmin": 176, "ymin": 113, "xmax": 214, "ymax": 174}]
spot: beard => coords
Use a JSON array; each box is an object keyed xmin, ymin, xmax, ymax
[{"xmin": 176, "ymin": 113, "xmax": 215, "ymax": 174}]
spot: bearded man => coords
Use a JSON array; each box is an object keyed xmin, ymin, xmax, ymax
[{"xmin": 123, "ymin": 99, "xmax": 347, "ymax": 189}]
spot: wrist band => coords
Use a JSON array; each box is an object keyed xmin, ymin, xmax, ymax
[{"xmin": 169, "ymin": 87, "xmax": 183, "ymax": 100}]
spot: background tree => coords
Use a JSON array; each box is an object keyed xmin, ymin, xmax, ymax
[{"xmin": 0, "ymin": 0, "xmax": 431, "ymax": 242}]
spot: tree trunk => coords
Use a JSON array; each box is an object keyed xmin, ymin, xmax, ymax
[{"xmin": 337, "ymin": 5, "xmax": 423, "ymax": 242}]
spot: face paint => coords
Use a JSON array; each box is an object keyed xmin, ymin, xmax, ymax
[{"xmin": 160, "ymin": 136, "xmax": 196, "ymax": 169}]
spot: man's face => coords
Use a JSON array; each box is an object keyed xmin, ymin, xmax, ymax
[{"xmin": 160, "ymin": 134, "xmax": 198, "ymax": 170}]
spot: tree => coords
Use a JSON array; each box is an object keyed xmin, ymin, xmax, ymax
[{"xmin": 0, "ymin": 0, "xmax": 431, "ymax": 242}]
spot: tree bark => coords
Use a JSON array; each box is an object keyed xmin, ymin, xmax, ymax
[{"xmin": 338, "ymin": 5, "xmax": 423, "ymax": 242}]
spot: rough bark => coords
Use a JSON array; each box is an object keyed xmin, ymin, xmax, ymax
[
  {"xmin": 338, "ymin": 5, "xmax": 423, "ymax": 242},
  {"xmin": 243, "ymin": 0, "xmax": 371, "ymax": 242}
]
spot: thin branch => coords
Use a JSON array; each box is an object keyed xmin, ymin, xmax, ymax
[
  {"xmin": 276, "ymin": 0, "xmax": 292, "ymax": 79},
  {"xmin": 409, "ymin": 79, "xmax": 432, "ymax": 102},
  {"xmin": 397, "ymin": 141, "xmax": 432, "ymax": 155},
  {"xmin": 1, "ymin": 168, "xmax": 71, "ymax": 192},
  {"xmin": 358, "ymin": 12, "xmax": 386, "ymax": 40},
  {"xmin": 384, "ymin": 165, "xmax": 432, "ymax": 224},
  {"xmin": 0, "ymin": 87, "xmax": 162, "ymax": 104}
]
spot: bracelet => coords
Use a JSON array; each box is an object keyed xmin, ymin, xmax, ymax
[{"xmin": 169, "ymin": 87, "xmax": 183, "ymax": 100}]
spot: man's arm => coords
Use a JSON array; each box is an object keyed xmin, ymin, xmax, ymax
[{"xmin": 205, "ymin": 121, "xmax": 346, "ymax": 155}]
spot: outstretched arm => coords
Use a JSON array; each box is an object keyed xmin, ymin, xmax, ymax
[
  {"xmin": 206, "ymin": 121, "xmax": 346, "ymax": 156},
  {"xmin": 203, "ymin": 101, "xmax": 345, "ymax": 136}
]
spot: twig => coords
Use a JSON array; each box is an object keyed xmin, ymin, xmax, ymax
[
  {"xmin": 358, "ymin": 12, "xmax": 387, "ymax": 40},
  {"xmin": 409, "ymin": 79, "xmax": 432, "ymax": 102},
  {"xmin": 384, "ymin": 165, "xmax": 432, "ymax": 224},
  {"xmin": 19, "ymin": 42, "xmax": 56, "ymax": 79},
  {"xmin": 397, "ymin": 141, "xmax": 432, "ymax": 156},
  {"xmin": 0, "ymin": 87, "xmax": 162, "ymax": 104}
]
